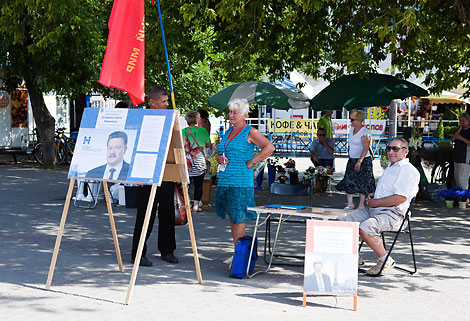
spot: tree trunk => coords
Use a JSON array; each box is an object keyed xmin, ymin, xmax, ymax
[
  {"xmin": 25, "ymin": 78, "xmax": 56, "ymax": 166},
  {"xmin": 70, "ymin": 94, "xmax": 87, "ymax": 132}
]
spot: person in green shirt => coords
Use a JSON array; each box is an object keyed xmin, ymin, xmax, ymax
[
  {"xmin": 183, "ymin": 111, "xmax": 211, "ymax": 212},
  {"xmin": 318, "ymin": 110, "xmax": 333, "ymax": 138}
]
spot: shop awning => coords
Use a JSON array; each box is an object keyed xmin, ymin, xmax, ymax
[{"xmin": 421, "ymin": 90, "xmax": 470, "ymax": 104}]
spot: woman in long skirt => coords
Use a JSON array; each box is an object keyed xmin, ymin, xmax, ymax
[{"xmin": 336, "ymin": 110, "xmax": 375, "ymax": 209}]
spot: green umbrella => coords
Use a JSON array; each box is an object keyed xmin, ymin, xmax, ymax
[
  {"xmin": 309, "ymin": 73, "xmax": 429, "ymax": 111},
  {"xmin": 208, "ymin": 81, "xmax": 310, "ymax": 110}
]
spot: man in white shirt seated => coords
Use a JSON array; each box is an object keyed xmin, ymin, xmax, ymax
[{"xmin": 340, "ymin": 137, "xmax": 420, "ymax": 275}]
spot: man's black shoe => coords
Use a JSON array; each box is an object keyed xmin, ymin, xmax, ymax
[
  {"xmin": 161, "ymin": 253, "xmax": 178, "ymax": 264},
  {"xmin": 132, "ymin": 256, "xmax": 153, "ymax": 267}
]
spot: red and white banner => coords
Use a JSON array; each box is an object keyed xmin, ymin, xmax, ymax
[
  {"xmin": 99, "ymin": 0, "xmax": 145, "ymax": 105},
  {"xmin": 332, "ymin": 119, "xmax": 386, "ymax": 136}
]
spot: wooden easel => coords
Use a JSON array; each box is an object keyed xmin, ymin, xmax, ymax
[
  {"xmin": 302, "ymin": 292, "xmax": 357, "ymax": 311},
  {"xmin": 45, "ymin": 110, "xmax": 202, "ymax": 304}
]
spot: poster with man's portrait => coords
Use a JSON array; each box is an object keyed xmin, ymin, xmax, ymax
[
  {"xmin": 69, "ymin": 129, "xmax": 137, "ymax": 181},
  {"xmin": 67, "ymin": 108, "xmax": 176, "ymax": 184},
  {"xmin": 304, "ymin": 220, "xmax": 359, "ymax": 294}
]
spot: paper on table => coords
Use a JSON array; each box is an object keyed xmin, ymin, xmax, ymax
[
  {"xmin": 137, "ymin": 116, "xmax": 165, "ymax": 152},
  {"xmin": 131, "ymin": 153, "xmax": 158, "ymax": 178},
  {"xmin": 265, "ymin": 204, "xmax": 307, "ymax": 210}
]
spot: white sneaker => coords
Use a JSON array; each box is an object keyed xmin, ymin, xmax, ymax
[
  {"xmin": 223, "ymin": 256, "xmax": 234, "ymax": 270},
  {"xmin": 365, "ymin": 258, "xmax": 395, "ymax": 276},
  {"xmin": 223, "ymin": 256, "xmax": 233, "ymax": 265}
]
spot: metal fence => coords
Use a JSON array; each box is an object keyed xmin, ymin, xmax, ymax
[{"xmin": 244, "ymin": 117, "xmax": 453, "ymax": 158}]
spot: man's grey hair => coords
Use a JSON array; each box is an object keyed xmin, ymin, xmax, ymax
[
  {"xmin": 228, "ymin": 99, "xmax": 249, "ymax": 115},
  {"xmin": 390, "ymin": 137, "xmax": 408, "ymax": 149}
]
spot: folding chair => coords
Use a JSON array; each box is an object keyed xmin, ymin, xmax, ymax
[
  {"xmin": 359, "ymin": 197, "xmax": 417, "ymax": 276},
  {"xmin": 264, "ymin": 182, "xmax": 313, "ymax": 266},
  {"xmin": 73, "ymin": 179, "xmax": 102, "ymax": 209}
]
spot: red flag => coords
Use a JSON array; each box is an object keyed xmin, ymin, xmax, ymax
[{"xmin": 99, "ymin": 0, "xmax": 145, "ymax": 105}]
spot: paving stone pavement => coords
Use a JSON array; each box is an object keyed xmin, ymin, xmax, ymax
[{"xmin": 0, "ymin": 161, "xmax": 469, "ymax": 321}]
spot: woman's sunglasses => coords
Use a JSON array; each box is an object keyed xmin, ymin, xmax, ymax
[
  {"xmin": 317, "ymin": 134, "xmax": 325, "ymax": 137},
  {"xmin": 386, "ymin": 146, "xmax": 406, "ymax": 152}
]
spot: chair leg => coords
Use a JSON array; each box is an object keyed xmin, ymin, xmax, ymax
[
  {"xmin": 359, "ymin": 239, "xmax": 364, "ymax": 251},
  {"xmin": 393, "ymin": 222, "xmax": 417, "ymax": 275},
  {"xmin": 368, "ymin": 231, "xmax": 400, "ymax": 277},
  {"xmin": 368, "ymin": 218, "xmax": 417, "ymax": 277}
]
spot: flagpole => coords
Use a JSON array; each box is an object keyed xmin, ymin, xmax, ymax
[
  {"xmin": 154, "ymin": 0, "xmax": 203, "ymax": 285},
  {"xmin": 155, "ymin": 0, "xmax": 176, "ymax": 109}
]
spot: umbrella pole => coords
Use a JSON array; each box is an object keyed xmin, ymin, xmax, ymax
[
  {"xmin": 390, "ymin": 100, "xmax": 398, "ymax": 138},
  {"xmin": 407, "ymin": 97, "xmax": 412, "ymax": 127}
]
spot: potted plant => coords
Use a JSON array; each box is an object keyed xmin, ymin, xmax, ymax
[
  {"xmin": 284, "ymin": 158, "xmax": 296, "ymax": 170},
  {"xmin": 276, "ymin": 164, "xmax": 286, "ymax": 181},
  {"xmin": 267, "ymin": 157, "xmax": 279, "ymax": 185},
  {"xmin": 277, "ymin": 174, "xmax": 288, "ymax": 184},
  {"xmin": 439, "ymin": 189, "xmax": 456, "ymax": 208},
  {"xmin": 455, "ymin": 190, "xmax": 469, "ymax": 209},
  {"xmin": 303, "ymin": 166, "xmax": 316, "ymax": 185},
  {"xmin": 287, "ymin": 168, "xmax": 299, "ymax": 184},
  {"xmin": 314, "ymin": 166, "xmax": 334, "ymax": 192},
  {"xmin": 439, "ymin": 186, "xmax": 469, "ymax": 208}
]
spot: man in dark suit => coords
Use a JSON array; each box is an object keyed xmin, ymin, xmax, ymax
[
  {"xmin": 305, "ymin": 261, "xmax": 332, "ymax": 292},
  {"xmin": 131, "ymin": 85, "xmax": 178, "ymax": 267},
  {"xmin": 86, "ymin": 131, "xmax": 130, "ymax": 181}
]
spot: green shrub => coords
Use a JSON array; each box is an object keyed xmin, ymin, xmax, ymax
[
  {"xmin": 434, "ymin": 118, "xmax": 444, "ymax": 138},
  {"xmin": 444, "ymin": 126, "xmax": 459, "ymax": 138}
]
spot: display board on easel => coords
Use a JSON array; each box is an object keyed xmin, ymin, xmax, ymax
[
  {"xmin": 303, "ymin": 220, "xmax": 359, "ymax": 310},
  {"xmin": 68, "ymin": 108, "xmax": 182, "ymax": 184},
  {"xmin": 45, "ymin": 108, "xmax": 201, "ymax": 304}
]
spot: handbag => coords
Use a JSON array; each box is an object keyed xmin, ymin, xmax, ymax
[
  {"xmin": 230, "ymin": 236, "xmax": 258, "ymax": 279},
  {"xmin": 174, "ymin": 183, "xmax": 188, "ymax": 226}
]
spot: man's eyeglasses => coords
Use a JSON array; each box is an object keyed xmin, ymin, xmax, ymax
[
  {"xmin": 317, "ymin": 134, "xmax": 325, "ymax": 137},
  {"xmin": 386, "ymin": 146, "xmax": 406, "ymax": 152}
]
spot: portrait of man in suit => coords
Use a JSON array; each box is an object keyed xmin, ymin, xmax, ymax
[
  {"xmin": 86, "ymin": 131, "xmax": 130, "ymax": 181},
  {"xmin": 305, "ymin": 261, "xmax": 332, "ymax": 292}
]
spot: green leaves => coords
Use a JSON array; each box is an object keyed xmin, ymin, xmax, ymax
[{"xmin": 178, "ymin": 0, "xmax": 469, "ymax": 94}]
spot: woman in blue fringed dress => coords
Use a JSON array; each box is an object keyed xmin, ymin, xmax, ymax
[{"xmin": 215, "ymin": 99, "xmax": 274, "ymax": 265}]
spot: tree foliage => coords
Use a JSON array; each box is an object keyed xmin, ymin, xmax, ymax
[
  {"xmin": 0, "ymin": 0, "xmax": 110, "ymax": 165},
  {"xmin": 179, "ymin": 0, "xmax": 470, "ymax": 94},
  {"xmin": 143, "ymin": 2, "xmax": 265, "ymax": 113},
  {"xmin": 1, "ymin": 0, "xmax": 469, "ymax": 167}
]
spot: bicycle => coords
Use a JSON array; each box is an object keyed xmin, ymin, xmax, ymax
[
  {"xmin": 56, "ymin": 127, "xmax": 75, "ymax": 164},
  {"xmin": 33, "ymin": 127, "xmax": 75, "ymax": 165}
]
